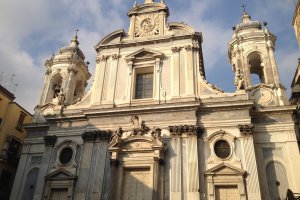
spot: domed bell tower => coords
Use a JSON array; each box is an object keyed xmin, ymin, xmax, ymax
[
  {"xmin": 228, "ymin": 11, "xmax": 288, "ymax": 106},
  {"xmin": 39, "ymin": 34, "xmax": 91, "ymax": 107}
]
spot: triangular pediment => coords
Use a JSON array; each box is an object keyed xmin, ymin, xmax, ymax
[
  {"xmin": 125, "ymin": 48, "xmax": 164, "ymax": 62},
  {"xmin": 205, "ymin": 163, "xmax": 245, "ymax": 176},
  {"xmin": 45, "ymin": 169, "xmax": 77, "ymax": 180}
]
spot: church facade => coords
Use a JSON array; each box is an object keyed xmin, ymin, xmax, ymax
[{"xmin": 11, "ymin": 1, "xmax": 300, "ymax": 200}]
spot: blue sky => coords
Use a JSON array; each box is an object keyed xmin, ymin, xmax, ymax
[{"xmin": 0, "ymin": 0, "xmax": 299, "ymax": 113}]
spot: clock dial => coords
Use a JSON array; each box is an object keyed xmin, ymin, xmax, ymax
[
  {"xmin": 134, "ymin": 14, "xmax": 160, "ymax": 37},
  {"xmin": 253, "ymin": 88, "xmax": 272, "ymax": 105}
]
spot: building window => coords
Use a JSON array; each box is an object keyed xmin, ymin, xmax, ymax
[
  {"xmin": 135, "ymin": 73, "xmax": 153, "ymax": 99},
  {"xmin": 214, "ymin": 140, "xmax": 231, "ymax": 159},
  {"xmin": 16, "ymin": 112, "xmax": 26, "ymax": 131},
  {"xmin": 59, "ymin": 147, "xmax": 73, "ymax": 165}
]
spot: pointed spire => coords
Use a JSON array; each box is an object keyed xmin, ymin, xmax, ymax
[{"xmin": 133, "ymin": 1, "xmax": 137, "ymax": 7}]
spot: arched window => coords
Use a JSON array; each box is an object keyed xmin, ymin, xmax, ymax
[
  {"xmin": 248, "ymin": 52, "xmax": 265, "ymax": 85},
  {"xmin": 266, "ymin": 161, "xmax": 289, "ymax": 200},
  {"xmin": 23, "ymin": 168, "xmax": 39, "ymax": 200},
  {"xmin": 46, "ymin": 74, "xmax": 63, "ymax": 103}
]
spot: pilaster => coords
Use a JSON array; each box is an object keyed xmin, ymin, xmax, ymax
[
  {"xmin": 238, "ymin": 124, "xmax": 262, "ymax": 200},
  {"xmin": 91, "ymin": 55, "xmax": 108, "ymax": 105},
  {"xmin": 184, "ymin": 45, "xmax": 195, "ymax": 96},
  {"xmin": 171, "ymin": 46, "xmax": 181, "ymax": 98},
  {"xmin": 107, "ymin": 54, "xmax": 120, "ymax": 103}
]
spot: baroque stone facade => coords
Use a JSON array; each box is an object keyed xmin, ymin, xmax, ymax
[{"xmin": 11, "ymin": 1, "xmax": 300, "ymax": 200}]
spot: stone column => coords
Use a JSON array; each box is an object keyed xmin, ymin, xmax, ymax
[
  {"xmin": 88, "ymin": 132, "xmax": 111, "ymax": 200},
  {"xmin": 169, "ymin": 125, "xmax": 203, "ymax": 200},
  {"xmin": 170, "ymin": 136, "xmax": 182, "ymax": 200},
  {"xmin": 91, "ymin": 55, "xmax": 108, "ymax": 105},
  {"xmin": 155, "ymin": 57, "xmax": 162, "ymax": 101},
  {"xmin": 126, "ymin": 60, "xmax": 133, "ymax": 103},
  {"xmin": 184, "ymin": 45, "xmax": 195, "ymax": 96},
  {"xmin": 65, "ymin": 66, "xmax": 77, "ymax": 104},
  {"xmin": 9, "ymin": 144, "xmax": 30, "ymax": 200},
  {"xmin": 39, "ymin": 68, "xmax": 52, "ymax": 105},
  {"xmin": 75, "ymin": 132, "xmax": 97, "ymax": 199},
  {"xmin": 107, "ymin": 54, "xmax": 120, "ymax": 104},
  {"xmin": 267, "ymin": 46, "xmax": 280, "ymax": 84},
  {"xmin": 33, "ymin": 135, "xmax": 57, "ymax": 200},
  {"xmin": 171, "ymin": 47, "xmax": 181, "ymax": 98},
  {"xmin": 238, "ymin": 124, "xmax": 262, "ymax": 200}
]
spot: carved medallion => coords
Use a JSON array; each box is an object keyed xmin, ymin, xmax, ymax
[{"xmin": 134, "ymin": 14, "xmax": 160, "ymax": 37}]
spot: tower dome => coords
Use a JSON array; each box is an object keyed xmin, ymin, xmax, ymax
[
  {"xmin": 228, "ymin": 10, "xmax": 287, "ymax": 106},
  {"xmin": 39, "ymin": 34, "xmax": 91, "ymax": 108}
]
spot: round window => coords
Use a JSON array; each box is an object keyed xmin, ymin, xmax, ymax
[
  {"xmin": 59, "ymin": 147, "xmax": 73, "ymax": 165},
  {"xmin": 214, "ymin": 140, "xmax": 231, "ymax": 159}
]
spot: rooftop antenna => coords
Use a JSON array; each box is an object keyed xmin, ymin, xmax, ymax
[{"xmin": 75, "ymin": 29, "xmax": 79, "ymax": 37}]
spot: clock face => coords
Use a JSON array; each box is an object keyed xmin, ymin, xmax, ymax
[
  {"xmin": 141, "ymin": 18, "xmax": 154, "ymax": 32},
  {"xmin": 253, "ymin": 88, "xmax": 272, "ymax": 105},
  {"xmin": 134, "ymin": 14, "xmax": 160, "ymax": 37}
]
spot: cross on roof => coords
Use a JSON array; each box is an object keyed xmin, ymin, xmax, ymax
[{"xmin": 241, "ymin": 3, "xmax": 246, "ymax": 12}]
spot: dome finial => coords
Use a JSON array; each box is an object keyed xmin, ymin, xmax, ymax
[
  {"xmin": 70, "ymin": 29, "xmax": 79, "ymax": 47},
  {"xmin": 144, "ymin": 0, "xmax": 154, "ymax": 4},
  {"xmin": 241, "ymin": 2, "xmax": 251, "ymax": 23}
]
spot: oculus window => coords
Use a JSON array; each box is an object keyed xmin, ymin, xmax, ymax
[
  {"xmin": 214, "ymin": 140, "xmax": 231, "ymax": 159},
  {"xmin": 59, "ymin": 147, "xmax": 73, "ymax": 165}
]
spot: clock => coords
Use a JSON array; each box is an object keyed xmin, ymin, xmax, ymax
[
  {"xmin": 253, "ymin": 88, "xmax": 273, "ymax": 105},
  {"xmin": 134, "ymin": 14, "xmax": 160, "ymax": 37}
]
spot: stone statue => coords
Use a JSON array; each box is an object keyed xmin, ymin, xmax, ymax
[
  {"xmin": 110, "ymin": 127, "xmax": 123, "ymax": 146},
  {"xmin": 53, "ymin": 84, "xmax": 61, "ymax": 98},
  {"xmin": 151, "ymin": 127, "xmax": 162, "ymax": 140},
  {"xmin": 234, "ymin": 69, "xmax": 245, "ymax": 90},
  {"xmin": 130, "ymin": 115, "xmax": 149, "ymax": 135},
  {"xmin": 32, "ymin": 105, "xmax": 46, "ymax": 123},
  {"xmin": 57, "ymin": 89, "xmax": 65, "ymax": 105}
]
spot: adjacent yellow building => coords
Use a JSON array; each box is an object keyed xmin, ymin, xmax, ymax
[{"xmin": 0, "ymin": 84, "xmax": 32, "ymax": 200}]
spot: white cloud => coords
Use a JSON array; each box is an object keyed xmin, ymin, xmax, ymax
[{"xmin": 0, "ymin": 0, "xmax": 297, "ymax": 112}]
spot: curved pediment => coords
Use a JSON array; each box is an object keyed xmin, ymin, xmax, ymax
[
  {"xmin": 109, "ymin": 136, "xmax": 164, "ymax": 151},
  {"xmin": 95, "ymin": 29, "xmax": 125, "ymax": 49},
  {"xmin": 169, "ymin": 22, "xmax": 196, "ymax": 35},
  {"xmin": 128, "ymin": 3, "xmax": 169, "ymax": 17}
]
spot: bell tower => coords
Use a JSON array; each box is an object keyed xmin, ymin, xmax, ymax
[
  {"xmin": 127, "ymin": 0, "xmax": 170, "ymax": 39},
  {"xmin": 228, "ymin": 10, "xmax": 287, "ymax": 106},
  {"xmin": 39, "ymin": 33, "xmax": 91, "ymax": 106}
]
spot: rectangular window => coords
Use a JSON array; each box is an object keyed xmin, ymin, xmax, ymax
[
  {"xmin": 135, "ymin": 73, "xmax": 153, "ymax": 99},
  {"xmin": 16, "ymin": 112, "xmax": 26, "ymax": 131}
]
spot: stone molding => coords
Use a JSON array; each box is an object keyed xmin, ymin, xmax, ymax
[
  {"xmin": 44, "ymin": 135, "xmax": 57, "ymax": 146},
  {"xmin": 81, "ymin": 130, "xmax": 112, "ymax": 142},
  {"xmin": 96, "ymin": 55, "xmax": 109, "ymax": 63},
  {"xmin": 184, "ymin": 45, "xmax": 193, "ymax": 51},
  {"xmin": 171, "ymin": 46, "xmax": 181, "ymax": 53},
  {"xmin": 168, "ymin": 125, "xmax": 204, "ymax": 137},
  {"xmin": 111, "ymin": 54, "xmax": 121, "ymax": 60},
  {"xmin": 238, "ymin": 124, "xmax": 254, "ymax": 136}
]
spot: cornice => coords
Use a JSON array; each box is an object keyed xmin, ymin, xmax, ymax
[{"xmin": 96, "ymin": 33, "xmax": 202, "ymax": 51}]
